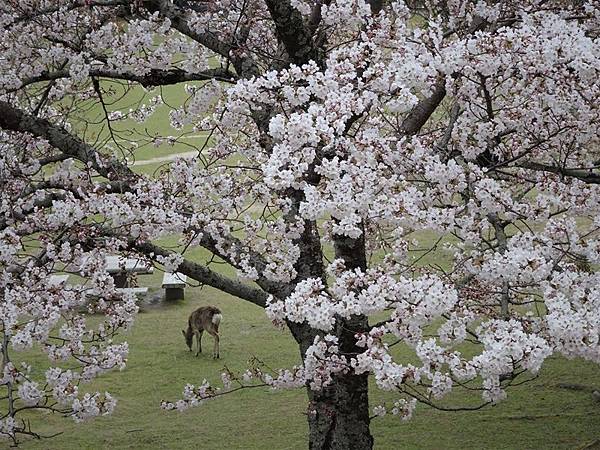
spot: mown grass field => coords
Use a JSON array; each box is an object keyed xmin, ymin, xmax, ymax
[
  {"xmin": 17, "ymin": 279, "xmax": 600, "ymax": 450},
  {"xmin": 14, "ymin": 187, "xmax": 600, "ymax": 448}
]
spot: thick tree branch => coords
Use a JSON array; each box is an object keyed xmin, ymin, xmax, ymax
[
  {"xmin": 400, "ymin": 78, "xmax": 446, "ymax": 136},
  {"xmin": 0, "ymin": 101, "xmax": 135, "ymax": 183},
  {"xmin": 518, "ymin": 161, "xmax": 600, "ymax": 184},
  {"xmin": 14, "ymin": 67, "xmax": 238, "ymax": 92},
  {"xmin": 190, "ymin": 231, "xmax": 284, "ymax": 296},
  {"xmin": 399, "ymin": 14, "xmax": 493, "ymax": 139},
  {"xmin": 143, "ymin": 0, "xmax": 260, "ymax": 77},
  {"xmin": 135, "ymin": 241, "xmax": 269, "ymax": 307},
  {"xmin": 264, "ymin": 0, "xmax": 323, "ymax": 67}
]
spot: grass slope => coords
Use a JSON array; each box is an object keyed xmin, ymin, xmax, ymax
[{"xmin": 18, "ymin": 278, "xmax": 600, "ymax": 449}]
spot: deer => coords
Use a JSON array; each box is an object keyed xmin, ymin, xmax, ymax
[{"xmin": 182, "ymin": 306, "xmax": 222, "ymax": 358}]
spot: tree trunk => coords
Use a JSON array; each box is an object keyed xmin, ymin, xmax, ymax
[
  {"xmin": 288, "ymin": 319, "xmax": 374, "ymax": 450},
  {"xmin": 285, "ymin": 193, "xmax": 373, "ymax": 448},
  {"xmin": 301, "ymin": 223, "xmax": 374, "ymax": 449},
  {"xmin": 307, "ymin": 372, "xmax": 373, "ymax": 450}
]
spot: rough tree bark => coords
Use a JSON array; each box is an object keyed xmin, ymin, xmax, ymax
[
  {"xmin": 290, "ymin": 319, "xmax": 373, "ymax": 450},
  {"xmin": 291, "ymin": 226, "xmax": 373, "ymax": 450},
  {"xmin": 306, "ymin": 371, "xmax": 372, "ymax": 450}
]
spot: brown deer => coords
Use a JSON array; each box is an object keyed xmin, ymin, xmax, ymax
[{"xmin": 182, "ymin": 306, "xmax": 222, "ymax": 358}]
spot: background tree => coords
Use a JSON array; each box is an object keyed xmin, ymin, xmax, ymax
[{"xmin": 1, "ymin": 0, "xmax": 600, "ymax": 448}]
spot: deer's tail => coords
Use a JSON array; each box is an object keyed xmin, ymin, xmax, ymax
[{"xmin": 212, "ymin": 313, "xmax": 222, "ymax": 326}]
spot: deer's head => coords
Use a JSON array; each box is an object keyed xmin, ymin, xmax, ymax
[{"xmin": 182, "ymin": 329, "xmax": 193, "ymax": 351}]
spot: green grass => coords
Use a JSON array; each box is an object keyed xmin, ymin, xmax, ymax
[
  {"xmin": 64, "ymin": 78, "xmax": 212, "ymax": 163},
  {"xmin": 19, "ymin": 285, "xmax": 305, "ymax": 450},
  {"xmin": 14, "ymin": 278, "xmax": 600, "ymax": 449}
]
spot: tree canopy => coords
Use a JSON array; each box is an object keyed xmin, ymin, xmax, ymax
[{"xmin": 1, "ymin": 1, "xmax": 600, "ymax": 448}]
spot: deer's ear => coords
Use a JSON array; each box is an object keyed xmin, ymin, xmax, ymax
[{"xmin": 181, "ymin": 330, "xmax": 186, "ymax": 337}]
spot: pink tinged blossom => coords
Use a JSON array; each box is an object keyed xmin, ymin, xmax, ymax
[
  {"xmin": 17, "ymin": 381, "xmax": 44, "ymax": 406},
  {"xmin": 71, "ymin": 392, "xmax": 117, "ymax": 423},
  {"xmin": 391, "ymin": 398, "xmax": 417, "ymax": 421},
  {"xmin": 372, "ymin": 405, "xmax": 386, "ymax": 417}
]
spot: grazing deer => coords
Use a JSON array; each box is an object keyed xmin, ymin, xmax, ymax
[{"xmin": 182, "ymin": 306, "xmax": 222, "ymax": 358}]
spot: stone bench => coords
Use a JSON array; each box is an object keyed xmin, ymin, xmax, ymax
[{"xmin": 162, "ymin": 272, "xmax": 187, "ymax": 301}]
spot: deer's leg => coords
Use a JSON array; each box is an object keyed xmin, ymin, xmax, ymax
[
  {"xmin": 195, "ymin": 331, "xmax": 203, "ymax": 356},
  {"xmin": 214, "ymin": 333, "xmax": 219, "ymax": 359},
  {"xmin": 207, "ymin": 330, "xmax": 220, "ymax": 359}
]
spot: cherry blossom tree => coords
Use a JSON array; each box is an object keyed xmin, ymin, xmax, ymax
[{"xmin": 2, "ymin": 0, "xmax": 600, "ymax": 447}]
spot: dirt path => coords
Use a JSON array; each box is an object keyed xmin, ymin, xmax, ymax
[{"xmin": 132, "ymin": 150, "xmax": 198, "ymax": 166}]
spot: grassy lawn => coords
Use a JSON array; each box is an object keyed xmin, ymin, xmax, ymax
[
  {"xmin": 15, "ymin": 153, "xmax": 600, "ymax": 449},
  {"xmin": 67, "ymin": 79, "xmax": 211, "ymax": 163},
  {"xmin": 15, "ymin": 274, "xmax": 600, "ymax": 449}
]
